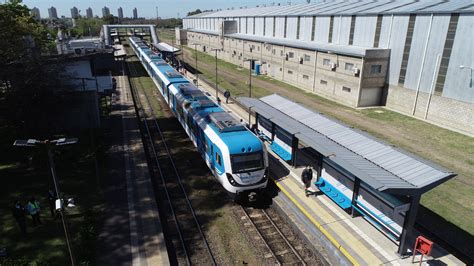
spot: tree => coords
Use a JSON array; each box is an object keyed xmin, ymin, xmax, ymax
[
  {"xmin": 0, "ymin": 1, "xmax": 66, "ymax": 134},
  {"xmin": 102, "ymin": 14, "xmax": 117, "ymax": 25},
  {"xmin": 186, "ymin": 9, "xmax": 202, "ymax": 17}
]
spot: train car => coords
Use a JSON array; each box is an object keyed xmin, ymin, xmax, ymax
[{"xmin": 129, "ymin": 37, "xmax": 268, "ymax": 201}]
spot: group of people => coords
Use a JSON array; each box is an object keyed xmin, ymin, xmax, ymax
[{"xmin": 10, "ymin": 189, "xmax": 58, "ymax": 235}]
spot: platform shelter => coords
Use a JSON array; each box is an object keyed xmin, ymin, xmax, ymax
[{"xmin": 239, "ymin": 94, "xmax": 456, "ymax": 255}]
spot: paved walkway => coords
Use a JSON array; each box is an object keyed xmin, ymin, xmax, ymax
[
  {"xmin": 185, "ymin": 72, "xmax": 463, "ymax": 266},
  {"xmin": 98, "ymin": 75, "xmax": 169, "ymax": 265}
]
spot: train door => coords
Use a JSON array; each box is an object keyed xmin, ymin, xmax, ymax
[{"xmin": 210, "ymin": 145, "xmax": 215, "ymax": 170}]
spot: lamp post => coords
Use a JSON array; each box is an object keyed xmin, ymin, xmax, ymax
[
  {"xmin": 459, "ymin": 65, "xmax": 473, "ymax": 88},
  {"xmin": 13, "ymin": 138, "xmax": 78, "ymax": 266},
  {"xmin": 244, "ymin": 58, "xmax": 256, "ymax": 98},
  {"xmin": 211, "ymin": 48, "xmax": 222, "ymax": 102},
  {"xmin": 191, "ymin": 43, "xmax": 201, "ymax": 86}
]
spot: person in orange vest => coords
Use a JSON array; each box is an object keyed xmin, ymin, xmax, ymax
[{"xmin": 26, "ymin": 197, "xmax": 42, "ymax": 226}]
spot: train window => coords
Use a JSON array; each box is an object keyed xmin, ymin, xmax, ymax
[
  {"xmin": 231, "ymin": 152, "xmax": 264, "ymax": 173},
  {"xmin": 216, "ymin": 153, "xmax": 222, "ymax": 165}
]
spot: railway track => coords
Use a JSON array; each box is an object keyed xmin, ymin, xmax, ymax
[
  {"xmin": 238, "ymin": 206, "xmax": 308, "ymax": 265},
  {"xmin": 126, "ymin": 53, "xmax": 215, "ymax": 265}
]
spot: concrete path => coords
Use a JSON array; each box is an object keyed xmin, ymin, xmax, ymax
[{"xmin": 98, "ymin": 74, "xmax": 169, "ymax": 266}]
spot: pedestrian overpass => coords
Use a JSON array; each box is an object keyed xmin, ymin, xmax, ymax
[{"xmin": 101, "ymin": 24, "xmax": 159, "ymax": 45}]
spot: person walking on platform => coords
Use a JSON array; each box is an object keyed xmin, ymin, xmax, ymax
[
  {"xmin": 224, "ymin": 90, "xmax": 231, "ymax": 104},
  {"xmin": 26, "ymin": 197, "xmax": 42, "ymax": 226},
  {"xmin": 11, "ymin": 200, "xmax": 27, "ymax": 235},
  {"xmin": 301, "ymin": 166, "xmax": 314, "ymax": 197}
]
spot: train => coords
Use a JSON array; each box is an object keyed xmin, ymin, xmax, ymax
[{"xmin": 128, "ymin": 37, "xmax": 268, "ymax": 201}]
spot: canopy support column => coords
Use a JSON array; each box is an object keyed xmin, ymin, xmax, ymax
[{"xmin": 397, "ymin": 194, "xmax": 421, "ymax": 256}]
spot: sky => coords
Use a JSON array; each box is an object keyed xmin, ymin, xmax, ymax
[{"xmin": 23, "ymin": 0, "xmax": 310, "ymax": 19}]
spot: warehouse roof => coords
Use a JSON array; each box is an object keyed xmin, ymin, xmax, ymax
[
  {"xmin": 187, "ymin": 0, "xmax": 474, "ymax": 18},
  {"xmin": 238, "ymin": 94, "xmax": 456, "ymax": 195}
]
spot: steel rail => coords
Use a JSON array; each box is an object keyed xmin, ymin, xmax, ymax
[
  {"xmin": 127, "ymin": 45, "xmax": 215, "ymax": 265},
  {"xmin": 126, "ymin": 57, "xmax": 191, "ymax": 265}
]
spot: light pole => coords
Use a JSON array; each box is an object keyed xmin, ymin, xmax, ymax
[
  {"xmin": 244, "ymin": 58, "xmax": 256, "ymax": 98},
  {"xmin": 191, "ymin": 43, "xmax": 201, "ymax": 86},
  {"xmin": 459, "ymin": 65, "xmax": 473, "ymax": 88},
  {"xmin": 13, "ymin": 138, "xmax": 78, "ymax": 266},
  {"xmin": 211, "ymin": 48, "xmax": 222, "ymax": 102}
]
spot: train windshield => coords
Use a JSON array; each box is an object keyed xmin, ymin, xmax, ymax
[{"xmin": 230, "ymin": 152, "xmax": 264, "ymax": 173}]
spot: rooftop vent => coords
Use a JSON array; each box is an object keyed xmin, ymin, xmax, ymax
[
  {"xmin": 208, "ymin": 112, "xmax": 245, "ymax": 132},
  {"xmin": 166, "ymin": 71, "xmax": 182, "ymax": 78}
]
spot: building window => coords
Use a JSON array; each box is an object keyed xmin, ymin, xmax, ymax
[
  {"xmin": 435, "ymin": 13, "xmax": 459, "ymax": 95},
  {"xmin": 373, "ymin": 14, "xmax": 383, "ymax": 48},
  {"xmin": 272, "ymin": 49, "xmax": 276, "ymax": 55},
  {"xmin": 263, "ymin": 17, "xmax": 266, "ymax": 36},
  {"xmin": 288, "ymin": 52, "xmax": 294, "ymax": 58},
  {"xmin": 280, "ymin": 68, "xmax": 282, "ymax": 71},
  {"xmin": 323, "ymin": 58, "xmax": 331, "ymax": 66},
  {"xmin": 304, "ymin": 54, "xmax": 311, "ymax": 61},
  {"xmin": 320, "ymin": 80, "xmax": 327, "ymax": 85},
  {"xmin": 280, "ymin": 50, "xmax": 284, "ymax": 56},
  {"xmin": 328, "ymin": 16, "xmax": 334, "ymax": 43},
  {"xmin": 371, "ymin": 65, "xmax": 382, "ymax": 74},
  {"xmin": 244, "ymin": 17, "xmax": 247, "ymax": 34},
  {"xmin": 349, "ymin": 15, "xmax": 356, "ymax": 45},
  {"xmin": 303, "ymin": 74, "xmax": 309, "ymax": 79},
  {"xmin": 311, "ymin": 16, "xmax": 316, "ymax": 41},
  {"xmin": 273, "ymin": 16, "xmax": 276, "ymax": 37},
  {"xmin": 345, "ymin": 63, "xmax": 355, "ymax": 71},
  {"xmin": 342, "ymin": 86, "xmax": 351, "ymax": 92},
  {"xmin": 296, "ymin": 16, "xmax": 301, "ymax": 39},
  {"xmin": 284, "ymin": 16, "xmax": 288, "ymax": 38},
  {"xmin": 288, "ymin": 70, "xmax": 293, "ymax": 74},
  {"xmin": 253, "ymin": 17, "xmax": 256, "ymax": 35},
  {"xmin": 398, "ymin": 14, "xmax": 416, "ymax": 85}
]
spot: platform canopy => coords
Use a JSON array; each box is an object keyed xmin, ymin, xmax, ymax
[
  {"xmin": 152, "ymin": 42, "xmax": 180, "ymax": 53},
  {"xmin": 239, "ymin": 94, "xmax": 456, "ymax": 195}
]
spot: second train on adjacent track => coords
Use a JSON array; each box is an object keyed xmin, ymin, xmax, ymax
[{"xmin": 129, "ymin": 37, "xmax": 268, "ymax": 201}]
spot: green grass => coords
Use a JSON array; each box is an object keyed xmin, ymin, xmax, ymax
[
  {"xmin": 179, "ymin": 45, "xmax": 474, "ymax": 235},
  {"xmin": 0, "ymin": 126, "xmax": 104, "ymax": 264}
]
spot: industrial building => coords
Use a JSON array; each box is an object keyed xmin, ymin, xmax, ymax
[{"xmin": 181, "ymin": 0, "xmax": 474, "ymax": 136}]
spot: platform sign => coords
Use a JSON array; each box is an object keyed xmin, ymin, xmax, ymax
[{"xmin": 412, "ymin": 236, "xmax": 433, "ymax": 265}]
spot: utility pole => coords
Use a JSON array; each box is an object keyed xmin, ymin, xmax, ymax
[
  {"xmin": 211, "ymin": 48, "xmax": 222, "ymax": 102},
  {"xmin": 191, "ymin": 43, "xmax": 201, "ymax": 86},
  {"xmin": 244, "ymin": 58, "xmax": 255, "ymax": 98},
  {"xmin": 13, "ymin": 138, "xmax": 78, "ymax": 266}
]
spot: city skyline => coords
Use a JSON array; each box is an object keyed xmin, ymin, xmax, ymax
[{"xmin": 22, "ymin": 0, "xmax": 310, "ymax": 19}]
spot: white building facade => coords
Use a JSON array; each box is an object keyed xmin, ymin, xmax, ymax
[{"xmin": 182, "ymin": 0, "xmax": 474, "ymax": 136}]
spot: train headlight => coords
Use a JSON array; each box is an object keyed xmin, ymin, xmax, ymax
[{"xmin": 226, "ymin": 173, "xmax": 237, "ymax": 186}]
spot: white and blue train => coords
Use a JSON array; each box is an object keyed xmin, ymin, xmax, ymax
[{"xmin": 129, "ymin": 37, "xmax": 268, "ymax": 200}]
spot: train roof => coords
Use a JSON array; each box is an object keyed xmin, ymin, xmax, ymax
[{"xmin": 130, "ymin": 37, "xmax": 263, "ymax": 154}]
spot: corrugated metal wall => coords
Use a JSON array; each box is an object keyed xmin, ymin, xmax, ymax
[{"xmin": 184, "ymin": 13, "xmax": 474, "ymax": 103}]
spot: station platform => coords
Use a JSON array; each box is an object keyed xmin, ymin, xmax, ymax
[
  {"xmin": 98, "ymin": 74, "xmax": 169, "ymax": 265},
  {"xmin": 185, "ymin": 72, "xmax": 463, "ymax": 265}
]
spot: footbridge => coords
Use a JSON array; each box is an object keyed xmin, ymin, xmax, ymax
[{"xmin": 101, "ymin": 24, "xmax": 159, "ymax": 45}]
